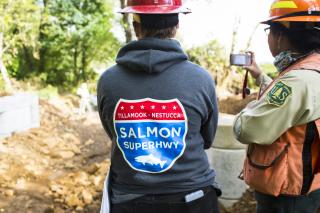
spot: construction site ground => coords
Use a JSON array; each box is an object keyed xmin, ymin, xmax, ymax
[
  {"xmin": 1, "ymin": 94, "xmax": 317, "ymax": 213},
  {"xmin": 0, "ymin": 97, "xmax": 110, "ymax": 212}
]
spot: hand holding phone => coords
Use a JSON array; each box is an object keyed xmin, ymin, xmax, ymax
[{"xmin": 230, "ymin": 53, "xmax": 252, "ymax": 66}]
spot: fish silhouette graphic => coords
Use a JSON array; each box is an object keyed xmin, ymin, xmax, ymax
[{"xmin": 135, "ymin": 154, "xmax": 167, "ymax": 168}]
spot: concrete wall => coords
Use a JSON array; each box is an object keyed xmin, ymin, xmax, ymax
[
  {"xmin": 0, "ymin": 94, "xmax": 40, "ymax": 138},
  {"xmin": 206, "ymin": 113, "xmax": 248, "ymax": 208}
]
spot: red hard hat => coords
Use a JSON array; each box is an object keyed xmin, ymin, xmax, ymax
[
  {"xmin": 262, "ymin": 0, "xmax": 320, "ymax": 24},
  {"xmin": 118, "ymin": 0, "xmax": 191, "ymax": 14}
]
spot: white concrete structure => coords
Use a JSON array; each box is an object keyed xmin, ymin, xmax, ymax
[
  {"xmin": 213, "ymin": 114, "xmax": 247, "ymax": 149},
  {"xmin": 0, "ymin": 93, "xmax": 40, "ymax": 138},
  {"xmin": 206, "ymin": 113, "xmax": 248, "ymax": 208}
]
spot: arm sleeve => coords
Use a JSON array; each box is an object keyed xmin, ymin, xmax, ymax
[
  {"xmin": 233, "ymin": 70, "xmax": 315, "ymax": 145},
  {"xmin": 201, "ymin": 81, "xmax": 219, "ymax": 149},
  {"xmin": 256, "ymin": 73, "xmax": 273, "ymax": 96},
  {"xmin": 256, "ymin": 73, "xmax": 273, "ymax": 87},
  {"xmin": 97, "ymin": 74, "xmax": 114, "ymax": 140}
]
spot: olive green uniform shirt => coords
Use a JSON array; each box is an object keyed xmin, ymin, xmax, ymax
[{"xmin": 234, "ymin": 69, "xmax": 320, "ymax": 145}]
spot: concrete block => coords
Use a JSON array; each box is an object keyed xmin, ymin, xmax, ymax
[
  {"xmin": 206, "ymin": 148, "xmax": 248, "ymax": 200},
  {"xmin": 212, "ymin": 113, "xmax": 247, "ymax": 149},
  {"xmin": 0, "ymin": 93, "xmax": 40, "ymax": 138}
]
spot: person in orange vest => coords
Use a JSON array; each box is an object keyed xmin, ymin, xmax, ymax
[
  {"xmin": 233, "ymin": 0, "xmax": 320, "ymax": 212},
  {"xmin": 98, "ymin": 0, "xmax": 221, "ymax": 213}
]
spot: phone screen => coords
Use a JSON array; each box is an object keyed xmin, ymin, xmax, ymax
[
  {"xmin": 230, "ymin": 54, "xmax": 251, "ymax": 66},
  {"xmin": 233, "ymin": 55, "xmax": 247, "ymax": 65}
]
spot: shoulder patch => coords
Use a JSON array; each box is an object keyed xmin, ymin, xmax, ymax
[{"xmin": 266, "ymin": 81, "xmax": 292, "ymax": 107}]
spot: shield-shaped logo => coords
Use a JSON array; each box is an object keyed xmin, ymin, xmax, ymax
[{"xmin": 113, "ymin": 98, "xmax": 188, "ymax": 173}]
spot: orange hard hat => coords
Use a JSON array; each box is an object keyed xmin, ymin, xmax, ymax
[
  {"xmin": 262, "ymin": 0, "xmax": 320, "ymax": 24},
  {"xmin": 118, "ymin": 0, "xmax": 191, "ymax": 14}
]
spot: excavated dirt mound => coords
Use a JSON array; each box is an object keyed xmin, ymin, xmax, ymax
[
  {"xmin": 0, "ymin": 92, "xmax": 11, "ymax": 98},
  {"xmin": 0, "ymin": 98, "xmax": 111, "ymax": 212},
  {"xmin": 218, "ymin": 94, "xmax": 257, "ymax": 115}
]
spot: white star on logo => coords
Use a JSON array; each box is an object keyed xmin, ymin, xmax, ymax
[
  {"xmin": 121, "ymin": 106, "xmax": 124, "ymax": 110},
  {"xmin": 130, "ymin": 105, "xmax": 134, "ymax": 110},
  {"xmin": 151, "ymin": 105, "xmax": 155, "ymax": 110},
  {"xmin": 140, "ymin": 105, "xmax": 145, "ymax": 109},
  {"xmin": 162, "ymin": 105, "xmax": 166, "ymax": 110},
  {"xmin": 173, "ymin": 106, "xmax": 177, "ymax": 110}
]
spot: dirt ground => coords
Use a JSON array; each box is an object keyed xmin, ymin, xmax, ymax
[
  {"xmin": 0, "ymin": 97, "xmax": 111, "ymax": 212},
  {"xmin": 1, "ymin": 94, "xmax": 319, "ymax": 213},
  {"xmin": 0, "ymin": 94, "xmax": 257, "ymax": 213},
  {"xmin": 0, "ymin": 92, "xmax": 11, "ymax": 98},
  {"xmin": 218, "ymin": 94, "xmax": 257, "ymax": 115},
  {"xmin": 218, "ymin": 95, "xmax": 257, "ymax": 213}
]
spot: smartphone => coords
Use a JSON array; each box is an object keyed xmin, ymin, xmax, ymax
[
  {"xmin": 184, "ymin": 190, "xmax": 204, "ymax": 203},
  {"xmin": 230, "ymin": 53, "xmax": 252, "ymax": 66}
]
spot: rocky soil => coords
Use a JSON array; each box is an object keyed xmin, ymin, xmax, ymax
[
  {"xmin": 0, "ymin": 97, "xmax": 111, "ymax": 212},
  {"xmin": 1, "ymin": 94, "xmax": 318, "ymax": 213}
]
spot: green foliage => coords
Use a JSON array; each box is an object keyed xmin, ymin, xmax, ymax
[
  {"xmin": 186, "ymin": 40, "xmax": 229, "ymax": 84},
  {"xmin": 0, "ymin": 77, "xmax": 4, "ymax": 92},
  {"xmin": 38, "ymin": 85, "xmax": 59, "ymax": 100},
  {"xmin": 243, "ymin": 63, "xmax": 277, "ymax": 93},
  {"xmin": 0, "ymin": 0, "xmax": 39, "ymax": 73},
  {"xmin": 186, "ymin": 41, "xmax": 278, "ymax": 95},
  {"xmin": 1, "ymin": 0, "xmax": 120, "ymax": 90},
  {"xmin": 186, "ymin": 40, "xmax": 246, "ymax": 95},
  {"xmin": 37, "ymin": 0, "xmax": 120, "ymax": 88},
  {"xmin": 260, "ymin": 63, "xmax": 277, "ymax": 79}
]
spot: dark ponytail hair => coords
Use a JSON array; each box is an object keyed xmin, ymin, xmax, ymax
[{"xmin": 270, "ymin": 22, "xmax": 320, "ymax": 54}]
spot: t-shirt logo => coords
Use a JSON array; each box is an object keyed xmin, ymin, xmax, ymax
[{"xmin": 113, "ymin": 98, "xmax": 188, "ymax": 173}]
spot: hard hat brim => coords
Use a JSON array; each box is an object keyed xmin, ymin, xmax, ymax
[
  {"xmin": 118, "ymin": 6, "xmax": 191, "ymax": 14},
  {"xmin": 262, "ymin": 16, "xmax": 320, "ymax": 24}
]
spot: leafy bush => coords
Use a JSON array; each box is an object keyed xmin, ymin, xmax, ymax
[
  {"xmin": 0, "ymin": 77, "xmax": 5, "ymax": 93},
  {"xmin": 2, "ymin": 0, "xmax": 120, "ymax": 90},
  {"xmin": 186, "ymin": 40, "xmax": 245, "ymax": 95},
  {"xmin": 186, "ymin": 40, "xmax": 229, "ymax": 84},
  {"xmin": 260, "ymin": 63, "xmax": 277, "ymax": 79}
]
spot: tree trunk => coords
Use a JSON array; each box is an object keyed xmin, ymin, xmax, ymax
[
  {"xmin": 0, "ymin": 32, "xmax": 13, "ymax": 92},
  {"xmin": 120, "ymin": 0, "xmax": 133, "ymax": 43},
  {"xmin": 74, "ymin": 41, "xmax": 78, "ymax": 82},
  {"xmin": 39, "ymin": 0, "xmax": 49, "ymax": 73},
  {"xmin": 245, "ymin": 24, "xmax": 259, "ymax": 51},
  {"xmin": 230, "ymin": 17, "xmax": 241, "ymax": 55},
  {"xmin": 81, "ymin": 43, "xmax": 87, "ymax": 81},
  {"xmin": 23, "ymin": 45, "xmax": 35, "ymax": 73}
]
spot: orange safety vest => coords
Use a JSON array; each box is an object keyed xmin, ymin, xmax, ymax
[{"xmin": 243, "ymin": 53, "xmax": 320, "ymax": 196}]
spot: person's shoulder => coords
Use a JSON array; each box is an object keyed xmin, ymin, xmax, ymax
[
  {"xmin": 99, "ymin": 64, "xmax": 126, "ymax": 84},
  {"xmin": 274, "ymin": 69, "xmax": 320, "ymax": 98},
  {"xmin": 281, "ymin": 69, "xmax": 320, "ymax": 85},
  {"xmin": 181, "ymin": 61, "xmax": 214, "ymax": 81},
  {"xmin": 100, "ymin": 64, "xmax": 119, "ymax": 79},
  {"xmin": 97, "ymin": 64, "xmax": 121, "ymax": 90}
]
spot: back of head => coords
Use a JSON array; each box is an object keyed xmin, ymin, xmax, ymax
[
  {"xmin": 263, "ymin": 0, "xmax": 320, "ymax": 53},
  {"xmin": 135, "ymin": 14, "xmax": 179, "ymax": 39},
  {"xmin": 270, "ymin": 22, "xmax": 320, "ymax": 54},
  {"xmin": 118, "ymin": 0, "xmax": 191, "ymax": 39}
]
